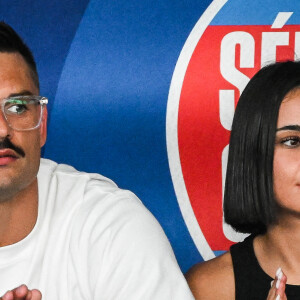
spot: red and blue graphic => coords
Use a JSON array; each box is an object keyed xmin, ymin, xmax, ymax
[
  {"xmin": 3, "ymin": 0, "xmax": 300, "ymax": 272},
  {"xmin": 167, "ymin": 0, "xmax": 300, "ymax": 260}
]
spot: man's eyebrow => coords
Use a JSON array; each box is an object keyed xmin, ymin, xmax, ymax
[
  {"xmin": 7, "ymin": 90, "xmax": 34, "ymax": 98},
  {"xmin": 276, "ymin": 125, "xmax": 300, "ymax": 132}
]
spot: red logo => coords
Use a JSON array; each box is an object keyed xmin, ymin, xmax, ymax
[{"xmin": 167, "ymin": 1, "xmax": 300, "ymax": 260}]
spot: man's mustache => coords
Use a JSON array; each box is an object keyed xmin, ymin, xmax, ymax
[{"xmin": 0, "ymin": 138, "xmax": 25, "ymax": 157}]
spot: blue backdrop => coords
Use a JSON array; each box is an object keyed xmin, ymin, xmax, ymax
[
  {"xmin": 0, "ymin": 0, "xmax": 210, "ymax": 272},
  {"xmin": 2, "ymin": 0, "xmax": 299, "ymax": 273}
]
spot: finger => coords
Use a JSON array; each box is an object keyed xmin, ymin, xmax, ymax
[
  {"xmin": 1, "ymin": 291, "xmax": 14, "ymax": 300},
  {"xmin": 266, "ymin": 278, "xmax": 277, "ymax": 299},
  {"xmin": 276, "ymin": 270, "xmax": 287, "ymax": 300},
  {"xmin": 30, "ymin": 290, "xmax": 42, "ymax": 300},
  {"xmin": 25, "ymin": 290, "xmax": 32, "ymax": 300},
  {"xmin": 13, "ymin": 284, "xmax": 29, "ymax": 300},
  {"xmin": 281, "ymin": 293, "xmax": 288, "ymax": 300},
  {"xmin": 1, "ymin": 287, "xmax": 41, "ymax": 300}
]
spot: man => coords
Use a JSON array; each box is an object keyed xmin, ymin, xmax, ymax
[{"xmin": 0, "ymin": 22, "xmax": 193, "ymax": 299}]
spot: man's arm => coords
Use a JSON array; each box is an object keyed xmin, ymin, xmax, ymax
[
  {"xmin": 71, "ymin": 189, "xmax": 194, "ymax": 299},
  {"xmin": 1, "ymin": 285, "xmax": 41, "ymax": 300}
]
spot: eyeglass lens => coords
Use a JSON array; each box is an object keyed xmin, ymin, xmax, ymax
[{"xmin": 4, "ymin": 99, "xmax": 42, "ymax": 130}]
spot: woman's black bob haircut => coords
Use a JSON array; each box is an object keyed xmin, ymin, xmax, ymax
[
  {"xmin": 224, "ymin": 60, "xmax": 300, "ymax": 234},
  {"xmin": 0, "ymin": 21, "xmax": 39, "ymax": 89}
]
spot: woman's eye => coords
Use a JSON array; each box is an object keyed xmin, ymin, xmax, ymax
[{"xmin": 281, "ymin": 137, "xmax": 300, "ymax": 147}]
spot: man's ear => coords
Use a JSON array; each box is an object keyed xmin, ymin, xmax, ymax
[{"xmin": 40, "ymin": 106, "xmax": 47, "ymax": 147}]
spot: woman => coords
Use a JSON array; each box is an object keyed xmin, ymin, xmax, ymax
[{"xmin": 186, "ymin": 60, "xmax": 300, "ymax": 300}]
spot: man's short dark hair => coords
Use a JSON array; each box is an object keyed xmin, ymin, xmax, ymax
[
  {"xmin": 224, "ymin": 60, "xmax": 300, "ymax": 234},
  {"xmin": 0, "ymin": 21, "xmax": 39, "ymax": 89}
]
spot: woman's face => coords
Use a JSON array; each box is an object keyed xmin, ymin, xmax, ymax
[{"xmin": 274, "ymin": 88, "xmax": 300, "ymax": 214}]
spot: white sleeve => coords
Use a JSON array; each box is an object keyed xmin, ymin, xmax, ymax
[{"xmin": 70, "ymin": 188, "xmax": 194, "ymax": 300}]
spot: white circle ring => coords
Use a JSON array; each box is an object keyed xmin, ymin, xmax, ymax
[{"xmin": 166, "ymin": 0, "xmax": 228, "ymax": 261}]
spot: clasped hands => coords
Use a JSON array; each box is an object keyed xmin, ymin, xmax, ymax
[
  {"xmin": 0, "ymin": 285, "xmax": 41, "ymax": 300},
  {"xmin": 267, "ymin": 268, "xmax": 287, "ymax": 300}
]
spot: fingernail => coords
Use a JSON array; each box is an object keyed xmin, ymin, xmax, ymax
[
  {"xmin": 276, "ymin": 278, "xmax": 281, "ymax": 289},
  {"xmin": 270, "ymin": 280, "xmax": 274, "ymax": 287},
  {"xmin": 276, "ymin": 267, "xmax": 282, "ymax": 277},
  {"xmin": 276, "ymin": 295, "xmax": 280, "ymax": 300},
  {"xmin": 276, "ymin": 267, "xmax": 283, "ymax": 289}
]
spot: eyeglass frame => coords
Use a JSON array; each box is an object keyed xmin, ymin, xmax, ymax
[{"xmin": 0, "ymin": 95, "xmax": 48, "ymax": 131}]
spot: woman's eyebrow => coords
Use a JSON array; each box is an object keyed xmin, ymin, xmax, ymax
[{"xmin": 276, "ymin": 125, "xmax": 300, "ymax": 132}]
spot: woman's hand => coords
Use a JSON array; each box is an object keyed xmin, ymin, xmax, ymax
[
  {"xmin": 267, "ymin": 268, "xmax": 287, "ymax": 300},
  {"xmin": 0, "ymin": 285, "xmax": 42, "ymax": 300}
]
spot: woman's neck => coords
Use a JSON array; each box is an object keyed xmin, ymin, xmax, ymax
[{"xmin": 255, "ymin": 214, "xmax": 300, "ymax": 284}]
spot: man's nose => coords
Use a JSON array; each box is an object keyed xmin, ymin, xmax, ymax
[{"xmin": 0, "ymin": 111, "xmax": 12, "ymax": 138}]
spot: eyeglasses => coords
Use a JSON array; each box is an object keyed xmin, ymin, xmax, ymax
[{"xmin": 0, "ymin": 95, "xmax": 48, "ymax": 131}]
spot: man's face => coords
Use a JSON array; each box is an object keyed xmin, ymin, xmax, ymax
[{"xmin": 0, "ymin": 52, "xmax": 47, "ymax": 201}]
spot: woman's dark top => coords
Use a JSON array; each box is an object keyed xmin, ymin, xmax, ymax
[{"xmin": 230, "ymin": 235, "xmax": 300, "ymax": 300}]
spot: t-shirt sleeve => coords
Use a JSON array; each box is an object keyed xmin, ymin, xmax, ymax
[{"xmin": 70, "ymin": 186, "xmax": 194, "ymax": 300}]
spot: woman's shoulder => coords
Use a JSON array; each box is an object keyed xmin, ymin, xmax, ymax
[{"xmin": 186, "ymin": 251, "xmax": 235, "ymax": 300}]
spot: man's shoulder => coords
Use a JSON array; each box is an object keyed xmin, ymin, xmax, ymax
[
  {"xmin": 186, "ymin": 252, "xmax": 235, "ymax": 300},
  {"xmin": 37, "ymin": 162, "xmax": 192, "ymax": 299},
  {"xmin": 38, "ymin": 158, "xmax": 121, "ymax": 196},
  {"xmin": 38, "ymin": 158, "xmax": 145, "ymax": 222},
  {"xmin": 39, "ymin": 158, "xmax": 116, "ymax": 185}
]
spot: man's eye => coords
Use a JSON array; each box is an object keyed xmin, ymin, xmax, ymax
[
  {"xmin": 6, "ymin": 104, "xmax": 28, "ymax": 115},
  {"xmin": 281, "ymin": 137, "xmax": 300, "ymax": 147}
]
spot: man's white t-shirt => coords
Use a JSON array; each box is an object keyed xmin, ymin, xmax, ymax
[{"xmin": 0, "ymin": 159, "xmax": 194, "ymax": 299}]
